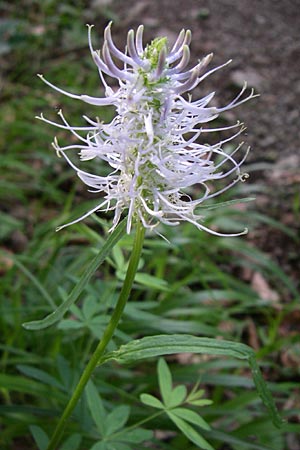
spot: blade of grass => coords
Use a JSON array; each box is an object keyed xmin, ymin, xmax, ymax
[
  {"xmin": 100, "ymin": 334, "xmax": 283, "ymax": 428},
  {"xmin": 23, "ymin": 218, "xmax": 126, "ymax": 330}
]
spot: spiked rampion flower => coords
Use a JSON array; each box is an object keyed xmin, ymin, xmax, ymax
[{"xmin": 38, "ymin": 23, "xmax": 256, "ymax": 235}]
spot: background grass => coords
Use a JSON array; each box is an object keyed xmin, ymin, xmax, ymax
[{"xmin": 1, "ymin": 1, "xmax": 300, "ymax": 449}]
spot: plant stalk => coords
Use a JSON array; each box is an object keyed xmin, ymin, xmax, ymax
[{"xmin": 46, "ymin": 222, "xmax": 145, "ymax": 450}]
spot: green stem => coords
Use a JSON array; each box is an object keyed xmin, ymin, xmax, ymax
[{"xmin": 46, "ymin": 222, "xmax": 145, "ymax": 450}]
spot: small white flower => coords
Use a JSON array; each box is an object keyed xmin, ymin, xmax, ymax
[{"xmin": 37, "ymin": 23, "xmax": 256, "ymax": 235}]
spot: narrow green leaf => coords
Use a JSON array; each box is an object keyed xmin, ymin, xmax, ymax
[
  {"xmin": 108, "ymin": 444, "xmax": 131, "ymax": 450},
  {"xmin": 120, "ymin": 428, "xmax": 153, "ymax": 443},
  {"xmin": 167, "ymin": 412, "xmax": 214, "ymax": 450},
  {"xmin": 23, "ymin": 218, "xmax": 126, "ymax": 330},
  {"xmin": 0, "ymin": 373, "xmax": 65, "ymax": 401},
  {"xmin": 57, "ymin": 355, "xmax": 71, "ymax": 388},
  {"xmin": 171, "ymin": 407, "xmax": 211, "ymax": 431},
  {"xmin": 187, "ymin": 388, "xmax": 205, "ymax": 402},
  {"xmin": 90, "ymin": 442, "xmax": 109, "ymax": 450},
  {"xmin": 17, "ymin": 364, "xmax": 63, "ymax": 390},
  {"xmin": 186, "ymin": 388, "xmax": 213, "ymax": 406},
  {"xmin": 134, "ymin": 272, "xmax": 170, "ymax": 291},
  {"xmin": 57, "ymin": 320, "xmax": 83, "ymax": 330},
  {"xmin": 10, "ymin": 255, "xmax": 56, "ymax": 309},
  {"xmin": 189, "ymin": 399, "xmax": 213, "ymax": 407},
  {"xmin": 106, "ymin": 405, "xmax": 130, "ymax": 435},
  {"xmin": 82, "ymin": 295, "xmax": 100, "ymax": 320},
  {"xmin": 124, "ymin": 303, "xmax": 217, "ymax": 336},
  {"xmin": 60, "ymin": 434, "xmax": 82, "ymax": 450},
  {"xmin": 101, "ymin": 334, "xmax": 251, "ymax": 364},
  {"xmin": 168, "ymin": 385, "xmax": 187, "ymax": 408},
  {"xmin": 29, "ymin": 425, "xmax": 49, "ymax": 450},
  {"xmin": 86, "ymin": 380, "xmax": 106, "ymax": 435},
  {"xmin": 196, "ymin": 197, "xmax": 255, "ymax": 210},
  {"xmin": 249, "ymin": 355, "xmax": 284, "ymax": 428},
  {"xmin": 112, "ymin": 242, "xmax": 125, "ymax": 271},
  {"xmin": 209, "ymin": 429, "xmax": 278, "ymax": 450},
  {"xmin": 220, "ymin": 239, "xmax": 298, "ymax": 298},
  {"xmin": 158, "ymin": 358, "xmax": 173, "ymax": 406},
  {"xmin": 140, "ymin": 393, "xmax": 164, "ymax": 409},
  {"xmin": 100, "ymin": 334, "xmax": 283, "ymax": 427}
]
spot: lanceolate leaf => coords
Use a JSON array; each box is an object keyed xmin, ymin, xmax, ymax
[
  {"xmin": 85, "ymin": 381, "xmax": 106, "ymax": 436},
  {"xmin": 105, "ymin": 405, "xmax": 130, "ymax": 435},
  {"xmin": 140, "ymin": 393, "xmax": 164, "ymax": 409},
  {"xmin": 30, "ymin": 425, "xmax": 49, "ymax": 450},
  {"xmin": 99, "ymin": 334, "xmax": 283, "ymax": 427},
  {"xmin": 60, "ymin": 434, "xmax": 82, "ymax": 450},
  {"xmin": 100, "ymin": 334, "xmax": 252, "ymax": 363},
  {"xmin": 171, "ymin": 407, "xmax": 211, "ymax": 431},
  {"xmin": 196, "ymin": 197, "xmax": 255, "ymax": 210},
  {"xmin": 167, "ymin": 412, "xmax": 214, "ymax": 450},
  {"xmin": 158, "ymin": 358, "xmax": 173, "ymax": 406},
  {"xmin": 168, "ymin": 385, "xmax": 187, "ymax": 408},
  {"xmin": 120, "ymin": 428, "xmax": 153, "ymax": 443},
  {"xmin": 90, "ymin": 443, "xmax": 111, "ymax": 450},
  {"xmin": 23, "ymin": 219, "xmax": 126, "ymax": 330}
]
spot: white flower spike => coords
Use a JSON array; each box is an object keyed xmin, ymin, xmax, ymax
[{"xmin": 38, "ymin": 23, "xmax": 257, "ymax": 235}]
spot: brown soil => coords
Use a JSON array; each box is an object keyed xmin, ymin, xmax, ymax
[{"xmin": 111, "ymin": 0, "xmax": 300, "ymax": 162}]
